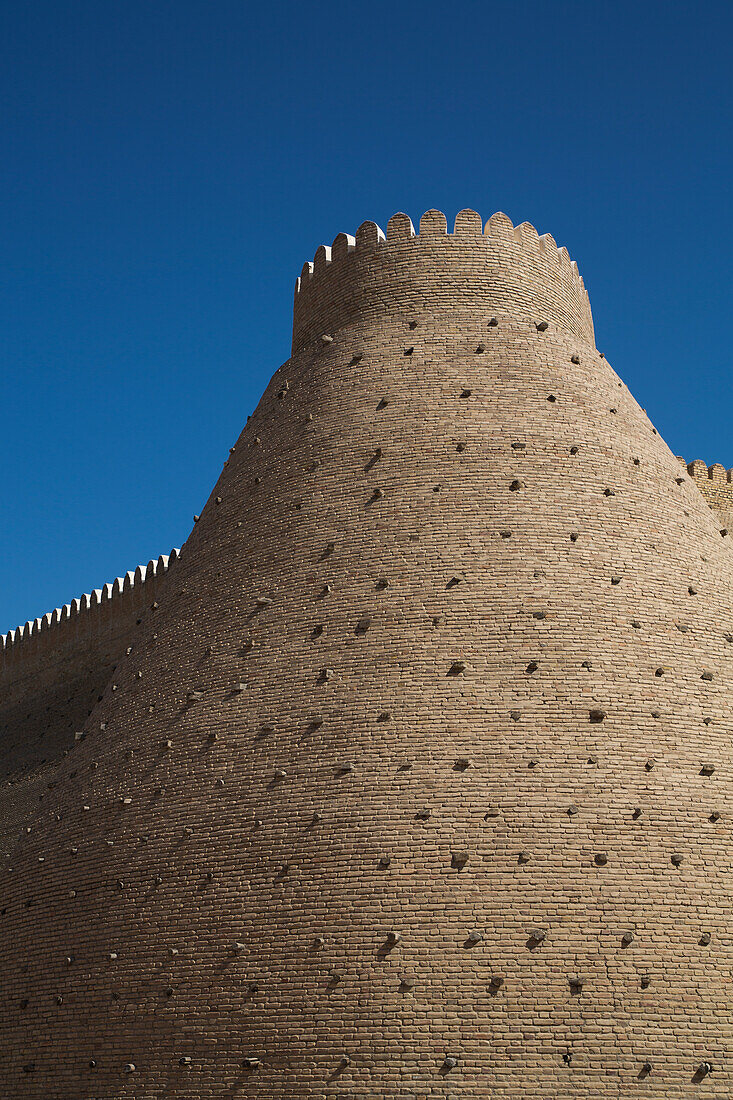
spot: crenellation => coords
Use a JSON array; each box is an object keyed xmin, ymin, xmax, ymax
[
  {"xmin": 679, "ymin": 456, "xmax": 733, "ymax": 531},
  {"xmin": 292, "ymin": 208, "xmax": 594, "ymax": 354},
  {"xmin": 0, "ymin": 549, "xmax": 180, "ymax": 786}
]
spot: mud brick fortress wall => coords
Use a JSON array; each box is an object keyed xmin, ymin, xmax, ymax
[
  {"xmin": 0, "ymin": 554, "xmax": 178, "ymax": 840},
  {"xmin": 2, "ymin": 209, "xmax": 733, "ymax": 1099}
]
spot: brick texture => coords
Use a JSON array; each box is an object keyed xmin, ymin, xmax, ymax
[{"xmin": 1, "ymin": 209, "xmax": 733, "ymax": 1098}]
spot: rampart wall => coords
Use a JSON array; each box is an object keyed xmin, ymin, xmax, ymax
[
  {"xmin": 678, "ymin": 458, "xmax": 733, "ymax": 532},
  {"xmin": 0, "ymin": 551, "xmax": 179, "ymax": 788},
  {"xmin": 2, "ymin": 208, "xmax": 733, "ymax": 1097}
]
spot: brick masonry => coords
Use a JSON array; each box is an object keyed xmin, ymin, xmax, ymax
[{"xmin": 1, "ymin": 209, "xmax": 733, "ymax": 1098}]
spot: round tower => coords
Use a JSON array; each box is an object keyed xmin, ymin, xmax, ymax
[{"xmin": 2, "ymin": 209, "xmax": 733, "ymax": 1099}]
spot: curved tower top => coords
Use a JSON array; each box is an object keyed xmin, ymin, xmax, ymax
[{"xmin": 293, "ymin": 208, "xmax": 594, "ymax": 353}]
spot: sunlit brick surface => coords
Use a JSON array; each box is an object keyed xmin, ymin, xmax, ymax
[{"xmin": 2, "ymin": 210, "xmax": 733, "ymax": 1098}]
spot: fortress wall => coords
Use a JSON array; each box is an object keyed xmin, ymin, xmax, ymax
[
  {"xmin": 679, "ymin": 458, "xmax": 733, "ymax": 532},
  {"xmin": 0, "ymin": 551, "xmax": 179, "ymax": 787},
  {"xmin": 4, "ymin": 209, "xmax": 733, "ymax": 1096}
]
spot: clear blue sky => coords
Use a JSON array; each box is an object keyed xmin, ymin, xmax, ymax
[{"xmin": 2, "ymin": 0, "xmax": 731, "ymax": 635}]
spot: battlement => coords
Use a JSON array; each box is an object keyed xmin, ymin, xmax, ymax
[
  {"xmin": 0, "ymin": 549, "xmax": 181, "ymax": 786},
  {"xmin": 678, "ymin": 457, "xmax": 733, "ymax": 531},
  {"xmin": 293, "ymin": 208, "xmax": 595, "ymax": 353},
  {"xmin": 1, "ymin": 549, "xmax": 180, "ymax": 671}
]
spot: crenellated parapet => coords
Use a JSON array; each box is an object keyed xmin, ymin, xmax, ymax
[
  {"xmin": 293, "ymin": 208, "xmax": 594, "ymax": 353},
  {"xmin": 1, "ymin": 549, "xmax": 180, "ymax": 674},
  {"xmin": 0, "ymin": 549, "xmax": 180, "ymax": 785},
  {"xmin": 678, "ymin": 457, "xmax": 733, "ymax": 531}
]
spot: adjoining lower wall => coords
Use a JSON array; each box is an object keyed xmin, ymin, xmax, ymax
[
  {"xmin": 678, "ymin": 458, "xmax": 733, "ymax": 532},
  {"xmin": 0, "ymin": 551, "xmax": 180, "ymax": 791}
]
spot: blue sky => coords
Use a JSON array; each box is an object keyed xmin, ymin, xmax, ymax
[{"xmin": 2, "ymin": 0, "xmax": 732, "ymax": 634}]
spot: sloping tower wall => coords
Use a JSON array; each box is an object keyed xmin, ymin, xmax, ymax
[{"xmin": 1, "ymin": 210, "xmax": 733, "ymax": 1099}]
